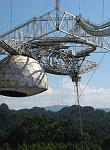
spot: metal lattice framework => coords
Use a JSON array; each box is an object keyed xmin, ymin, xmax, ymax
[{"xmin": 1, "ymin": 0, "xmax": 110, "ymax": 79}]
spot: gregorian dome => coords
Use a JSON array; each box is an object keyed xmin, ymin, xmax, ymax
[{"xmin": 0, "ymin": 55, "xmax": 48, "ymax": 97}]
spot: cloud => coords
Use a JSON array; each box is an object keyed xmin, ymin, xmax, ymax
[
  {"xmin": 0, "ymin": 85, "xmax": 55, "ymax": 110},
  {"xmin": 78, "ymin": 84, "xmax": 110, "ymax": 108},
  {"xmin": 0, "ymin": 77, "xmax": 110, "ymax": 109}
]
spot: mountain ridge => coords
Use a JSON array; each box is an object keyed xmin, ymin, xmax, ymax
[{"xmin": 0, "ymin": 103, "xmax": 110, "ymax": 149}]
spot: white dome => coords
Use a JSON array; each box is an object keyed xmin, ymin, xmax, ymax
[{"xmin": 0, "ymin": 55, "xmax": 48, "ymax": 97}]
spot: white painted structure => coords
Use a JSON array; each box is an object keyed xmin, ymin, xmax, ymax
[{"xmin": 0, "ymin": 55, "xmax": 48, "ymax": 97}]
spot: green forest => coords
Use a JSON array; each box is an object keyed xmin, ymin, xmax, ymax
[{"xmin": 0, "ymin": 103, "xmax": 110, "ymax": 150}]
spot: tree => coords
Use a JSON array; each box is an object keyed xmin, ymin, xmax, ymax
[{"xmin": 2, "ymin": 143, "xmax": 11, "ymax": 150}]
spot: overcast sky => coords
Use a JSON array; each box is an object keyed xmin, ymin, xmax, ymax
[{"xmin": 0, "ymin": 0, "xmax": 110, "ymax": 110}]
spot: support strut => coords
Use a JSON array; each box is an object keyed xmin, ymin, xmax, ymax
[
  {"xmin": 75, "ymin": 79, "xmax": 83, "ymax": 135},
  {"xmin": 71, "ymin": 73, "xmax": 83, "ymax": 135}
]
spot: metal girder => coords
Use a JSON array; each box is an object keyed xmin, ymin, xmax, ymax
[
  {"xmin": 0, "ymin": 3, "xmax": 108, "ymax": 77},
  {"xmin": 31, "ymin": 48, "xmax": 98, "ymax": 75}
]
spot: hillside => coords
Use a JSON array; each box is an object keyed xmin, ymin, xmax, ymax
[
  {"xmin": 0, "ymin": 103, "xmax": 110, "ymax": 149},
  {"xmin": 45, "ymin": 105, "xmax": 68, "ymax": 112}
]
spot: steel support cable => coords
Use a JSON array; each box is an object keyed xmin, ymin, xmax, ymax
[
  {"xmin": 50, "ymin": 2, "xmax": 106, "ymax": 143},
  {"xmin": 10, "ymin": 0, "xmax": 13, "ymax": 49},
  {"xmin": 78, "ymin": 0, "xmax": 81, "ymax": 15},
  {"xmin": 56, "ymin": 46, "xmax": 64, "ymax": 141},
  {"xmin": 73, "ymin": 6, "xmax": 106, "ymax": 139},
  {"xmin": 49, "ymin": 52, "xmax": 106, "ymax": 144},
  {"xmin": 72, "ymin": 41, "xmax": 83, "ymax": 146},
  {"xmin": 78, "ymin": 0, "xmax": 106, "ymax": 98},
  {"xmin": 49, "ymin": 82, "xmax": 78, "ymax": 144},
  {"xmin": 76, "ymin": 0, "xmax": 107, "ymax": 31},
  {"xmin": 60, "ymin": 57, "xmax": 64, "ymax": 125},
  {"xmin": 11, "ymin": 0, "xmax": 12, "ymax": 30},
  {"xmin": 73, "ymin": 81, "xmax": 82, "ymax": 140},
  {"xmin": 75, "ymin": 80, "xmax": 83, "ymax": 135},
  {"xmin": 102, "ymin": 0, "xmax": 105, "ymax": 21},
  {"xmin": 74, "ymin": 59, "xmax": 86, "ymax": 137},
  {"xmin": 79, "ymin": 53, "xmax": 106, "ymax": 100},
  {"xmin": 57, "ymin": 75, "xmax": 60, "ymax": 140}
]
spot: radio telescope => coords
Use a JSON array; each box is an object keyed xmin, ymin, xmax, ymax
[{"xmin": 0, "ymin": 0, "xmax": 110, "ymax": 97}]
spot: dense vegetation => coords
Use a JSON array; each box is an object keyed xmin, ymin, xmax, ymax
[{"xmin": 0, "ymin": 103, "xmax": 110, "ymax": 150}]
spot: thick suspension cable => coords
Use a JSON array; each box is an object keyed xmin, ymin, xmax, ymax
[
  {"xmin": 56, "ymin": 0, "xmax": 60, "ymax": 29},
  {"xmin": 75, "ymin": 80, "xmax": 83, "ymax": 135}
]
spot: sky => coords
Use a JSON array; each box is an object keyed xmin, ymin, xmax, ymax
[{"xmin": 0, "ymin": 0, "xmax": 110, "ymax": 109}]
